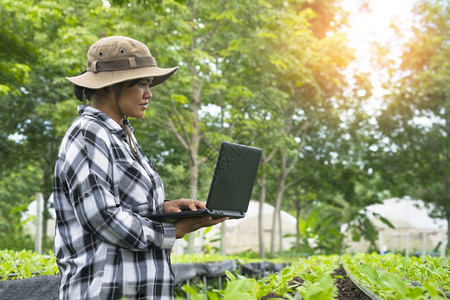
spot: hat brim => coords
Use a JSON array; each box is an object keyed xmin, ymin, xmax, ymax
[{"xmin": 66, "ymin": 66, "xmax": 179, "ymax": 89}]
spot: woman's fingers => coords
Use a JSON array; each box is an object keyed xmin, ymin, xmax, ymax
[{"xmin": 174, "ymin": 216, "xmax": 227, "ymax": 238}]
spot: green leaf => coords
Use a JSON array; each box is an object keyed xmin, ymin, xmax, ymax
[
  {"xmin": 378, "ymin": 216, "xmax": 395, "ymax": 229},
  {"xmin": 359, "ymin": 264, "xmax": 380, "ymax": 284},
  {"xmin": 380, "ymin": 272, "xmax": 407, "ymax": 297},
  {"xmin": 225, "ymin": 270, "xmax": 236, "ymax": 281}
]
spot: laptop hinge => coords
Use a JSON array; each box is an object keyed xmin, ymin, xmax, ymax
[{"xmin": 208, "ymin": 209, "xmax": 246, "ymax": 219}]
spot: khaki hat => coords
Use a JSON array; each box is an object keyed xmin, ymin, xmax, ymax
[{"xmin": 66, "ymin": 36, "xmax": 178, "ymax": 89}]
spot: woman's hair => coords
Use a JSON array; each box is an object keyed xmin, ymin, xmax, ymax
[
  {"xmin": 74, "ymin": 85, "xmax": 97, "ymax": 102},
  {"xmin": 73, "ymin": 78, "xmax": 142, "ymax": 102}
]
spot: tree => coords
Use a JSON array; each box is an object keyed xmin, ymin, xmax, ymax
[
  {"xmin": 121, "ymin": 0, "xmax": 280, "ymax": 252},
  {"xmin": 1, "ymin": 0, "xmax": 414, "ymax": 257},
  {"xmin": 258, "ymin": 1, "xmax": 353, "ymax": 256},
  {"xmin": 0, "ymin": 0, "xmax": 56, "ymax": 250},
  {"xmin": 371, "ymin": 0, "xmax": 449, "ymax": 253},
  {"xmin": 0, "ymin": 1, "xmax": 37, "ymax": 93},
  {"xmin": 0, "ymin": 0, "xmax": 127, "ymax": 250}
]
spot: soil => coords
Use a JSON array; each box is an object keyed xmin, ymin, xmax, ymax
[
  {"xmin": 260, "ymin": 265, "xmax": 372, "ymax": 300},
  {"xmin": 333, "ymin": 265, "xmax": 372, "ymax": 300},
  {"xmin": 260, "ymin": 276, "xmax": 304, "ymax": 300}
]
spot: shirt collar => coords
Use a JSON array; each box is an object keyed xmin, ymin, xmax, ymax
[{"xmin": 77, "ymin": 105, "xmax": 133, "ymax": 138}]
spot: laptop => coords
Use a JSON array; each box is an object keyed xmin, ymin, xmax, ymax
[{"xmin": 148, "ymin": 141, "xmax": 262, "ymax": 222}]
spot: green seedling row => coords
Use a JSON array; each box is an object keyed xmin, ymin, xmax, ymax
[
  {"xmin": 347, "ymin": 253, "xmax": 449, "ymax": 292},
  {"xmin": 342, "ymin": 253, "xmax": 449, "ymax": 299},
  {"xmin": 1, "ymin": 249, "xmax": 449, "ymax": 300},
  {"xmin": 0, "ymin": 249, "xmax": 59, "ymax": 279},
  {"xmin": 181, "ymin": 253, "xmax": 449, "ymax": 299},
  {"xmin": 265, "ymin": 254, "xmax": 340, "ymax": 300},
  {"xmin": 179, "ymin": 255, "xmax": 341, "ymax": 300}
]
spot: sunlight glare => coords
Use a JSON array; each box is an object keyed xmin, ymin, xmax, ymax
[
  {"xmin": 342, "ymin": 0, "xmax": 416, "ymax": 112},
  {"xmin": 342, "ymin": 0, "xmax": 415, "ymax": 69}
]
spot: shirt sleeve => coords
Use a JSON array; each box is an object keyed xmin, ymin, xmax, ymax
[{"xmin": 60, "ymin": 121, "xmax": 176, "ymax": 251}]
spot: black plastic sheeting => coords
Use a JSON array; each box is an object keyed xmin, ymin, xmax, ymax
[
  {"xmin": 172, "ymin": 259, "xmax": 238, "ymax": 284},
  {"xmin": 241, "ymin": 261, "xmax": 287, "ymax": 278},
  {"xmin": 0, "ymin": 260, "xmax": 287, "ymax": 299},
  {"xmin": 0, "ymin": 275, "xmax": 60, "ymax": 300}
]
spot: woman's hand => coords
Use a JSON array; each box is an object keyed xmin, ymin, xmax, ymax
[
  {"xmin": 163, "ymin": 198, "xmax": 227, "ymax": 238},
  {"xmin": 174, "ymin": 216, "xmax": 227, "ymax": 239},
  {"xmin": 163, "ymin": 198, "xmax": 205, "ymax": 213}
]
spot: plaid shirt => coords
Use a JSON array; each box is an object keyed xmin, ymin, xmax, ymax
[{"xmin": 53, "ymin": 105, "xmax": 176, "ymax": 300}]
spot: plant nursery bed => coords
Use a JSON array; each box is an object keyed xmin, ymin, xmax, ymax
[
  {"xmin": 333, "ymin": 265, "xmax": 372, "ymax": 300},
  {"xmin": 259, "ymin": 265, "xmax": 372, "ymax": 300},
  {"xmin": 260, "ymin": 276, "xmax": 304, "ymax": 299}
]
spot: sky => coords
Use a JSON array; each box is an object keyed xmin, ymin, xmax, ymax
[
  {"xmin": 341, "ymin": 0, "xmax": 416, "ymax": 111},
  {"xmin": 342, "ymin": 0, "xmax": 415, "ymax": 70}
]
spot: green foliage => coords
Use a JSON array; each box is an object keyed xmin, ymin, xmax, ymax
[
  {"xmin": 0, "ymin": 1, "xmax": 37, "ymax": 88},
  {"xmin": 171, "ymin": 253, "xmax": 238, "ymax": 264},
  {"xmin": 218, "ymin": 270, "xmax": 260, "ymax": 299},
  {"xmin": 298, "ymin": 272, "xmax": 336, "ymax": 300},
  {"xmin": 178, "ymin": 254, "xmax": 340, "ymax": 299},
  {"xmin": 295, "ymin": 207, "xmax": 344, "ymax": 254},
  {"xmin": 0, "ymin": 165, "xmax": 41, "ymax": 250},
  {"xmin": 0, "ymin": 0, "xmax": 448, "ymax": 257},
  {"xmin": 343, "ymin": 253, "xmax": 450, "ymax": 299},
  {"xmin": 349, "ymin": 253, "xmax": 450, "ymax": 293},
  {"xmin": 265, "ymin": 255, "xmax": 339, "ymax": 299},
  {"xmin": 369, "ymin": 0, "xmax": 450, "ymax": 251},
  {"xmin": 0, "ymin": 250, "xmax": 58, "ymax": 280},
  {"xmin": 2, "ymin": 250, "xmax": 449, "ymax": 300}
]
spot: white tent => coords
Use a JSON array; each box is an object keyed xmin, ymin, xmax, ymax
[
  {"xmin": 25, "ymin": 196, "xmax": 299, "ymax": 255},
  {"xmin": 172, "ymin": 201, "xmax": 298, "ymax": 254},
  {"xmin": 343, "ymin": 197, "xmax": 448, "ymax": 256}
]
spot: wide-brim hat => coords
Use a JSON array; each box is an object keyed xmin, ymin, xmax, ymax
[{"xmin": 66, "ymin": 36, "xmax": 178, "ymax": 89}]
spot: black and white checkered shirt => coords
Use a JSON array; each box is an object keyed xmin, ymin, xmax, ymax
[{"xmin": 53, "ymin": 105, "xmax": 176, "ymax": 299}]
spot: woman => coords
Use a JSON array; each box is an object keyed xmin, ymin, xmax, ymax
[{"xmin": 53, "ymin": 36, "xmax": 226, "ymax": 300}]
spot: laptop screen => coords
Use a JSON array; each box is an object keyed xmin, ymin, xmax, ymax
[{"xmin": 206, "ymin": 142, "xmax": 262, "ymax": 213}]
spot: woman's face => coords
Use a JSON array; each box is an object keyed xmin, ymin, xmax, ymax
[{"xmin": 118, "ymin": 77, "xmax": 153, "ymax": 119}]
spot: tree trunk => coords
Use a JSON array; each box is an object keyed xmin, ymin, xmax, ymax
[
  {"xmin": 270, "ymin": 188, "xmax": 285, "ymax": 255},
  {"xmin": 41, "ymin": 141, "xmax": 56, "ymax": 247},
  {"xmin": 294, "ymin": 187, "xmax": 302, "ymax": 251},
  {"xmin": 269, "ymin": 121, "xmax": 309, "ymax": 256},
  {"xmin": 270, "ymin": 155, "xmax": 286, "ymax": 256},
  {"xmin": 278, "ymin": 208, "xmax": 282, "ymax": 255},
  {"xmin": 258, "ymin": 162, "xmax": 267, "ymax": 259},
  {"xmin": 295, "ymin": 205, "xmax": 300, "ymax": 251},
  {"xmin": 186, "ymin": 79, "xmax": 202, "ymax": 253},
  {"xmin": 447, "ymin": 216, "xmax": 450, "ymax": 256},
  {"xmin": 186, "ymin": 160, "xmax": 199, "ymax": 253},
  {"xmin": 445, "ymin": 110, "xmax": 449, "ymax": 256}
]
